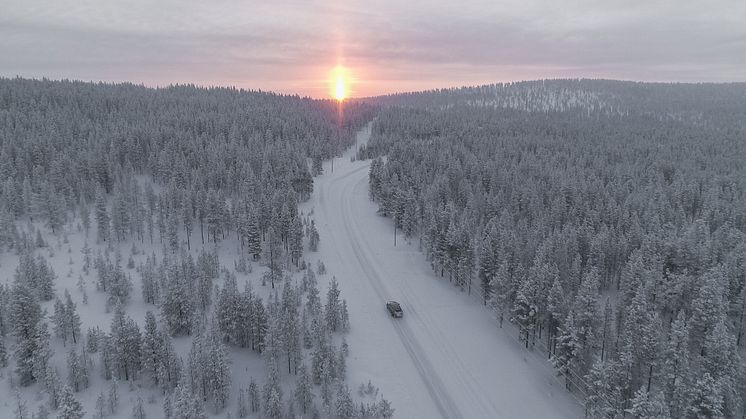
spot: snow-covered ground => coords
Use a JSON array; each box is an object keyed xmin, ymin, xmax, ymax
[
  {"xmin": 0, "ymin": 222, "xmax": 268, "ymax": 418},
  {"xmin": 306, "ymin": 123, "xmax": 583, "ymax": 419},
  {"xmin": 1, "ymin": 123, "xmax": 582, "ymax": 419}
]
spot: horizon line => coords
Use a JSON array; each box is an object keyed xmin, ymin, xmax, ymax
[{"xmin": 3, "ymin": 74, "xmax": 746, "ymax": 101}]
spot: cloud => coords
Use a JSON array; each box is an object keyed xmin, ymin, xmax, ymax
[{"xmin": 1, "ymin": 0, "xmax": 744, "ymax": 97}]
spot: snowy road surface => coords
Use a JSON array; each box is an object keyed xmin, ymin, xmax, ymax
[{"xmin": 307, "ymin": 124, "xmax": 582, "ymax": 419}]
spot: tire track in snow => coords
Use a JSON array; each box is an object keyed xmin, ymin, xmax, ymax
[
  {"xmin": 314, "ymin": 124, "xmax": 582, "ymax": 419},
  {"xmin": 334, "ymin": 168, "xmax": 464, "ymax": 419},
  {"xmin": 395, "ymin": 279, "xmax": 501, "ymax": 418},
  {"xmin": 347, "ymin": 176, "xmax": 501, "ymax": 419}
]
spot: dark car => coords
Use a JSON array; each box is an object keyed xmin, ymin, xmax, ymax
[{"xmin": 386, "ymin": 301, "xmax": 403, "ymax": 318}]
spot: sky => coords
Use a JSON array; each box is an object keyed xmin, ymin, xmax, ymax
[{"xmin": 1, "ymin": 0, "xmax": 745, "ymax": 98}]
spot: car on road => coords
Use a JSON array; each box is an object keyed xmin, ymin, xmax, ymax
[{"xmin": 386, "ymin": 301, "xmax": 403, "ymax": 318}]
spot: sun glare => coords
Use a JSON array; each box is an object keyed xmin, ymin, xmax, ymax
[{"xmin": 331, "ymin": 66, "xmax": 349, "ymax": 101}]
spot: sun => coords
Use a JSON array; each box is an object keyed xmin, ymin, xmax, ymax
[
  {"xmin": 335, "ymin": 74, "xmax": 346, "ymax": 101},
  {"xmin": 331, "ymin": 66, "xmax": 350, "ymax": 101}
]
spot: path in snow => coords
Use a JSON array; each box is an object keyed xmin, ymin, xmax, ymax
[{"xmin": 307, "ymin": 123, "xmax": 582, "ymax": 419}]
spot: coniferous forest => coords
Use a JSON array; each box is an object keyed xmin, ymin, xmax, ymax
[
  {"xmin": 0, "ymin": 77, "xmax": 392, "ymax": 419},
  {"xmin": 363, "ymin": 80, "xmax": 746, "ymax": 418},
  {"xmin": 2, "ymin": 77, "xmax": 746, "ymax": 418}
]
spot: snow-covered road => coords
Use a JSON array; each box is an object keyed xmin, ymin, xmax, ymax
[{"xmin": 308, "ymin": 124, "xmax": 582, "ymax": 419}]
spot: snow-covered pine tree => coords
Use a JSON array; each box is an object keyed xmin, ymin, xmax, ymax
[
  {"xmin": 57, "ymin": 385, "xmax": 85, "ymax": 419},
  {"xmin": 110, "ymin": 306, "xmax": 142, "ymax": 381},
  {"xmin": 252, "ymin": 298, "xmax": 268, "ymax": 353},
  {"xmin": 236, "ymin": 387, "xmax": 249, "ymax": 418},
  {"xmin": 195, "ymin": 249, "xmax": 217, "ymax": 311},
  {"xmin": 265, "ymin": 226, "xmax": 283, "ymax": 288},
  {"xmin": 662, "ymin": 310, "xmax": 691, "ymax": 417},
  {"xmin": 312, "ymin": 155, "xmax": 323, "ymax": 176},
  {"xmin": 308, "ymin": 220, "xmax": 319, "ymax": 252},
  {"xmin": 572, "ymin": 267, "xmax": 601, "ymax": 373},
  {"xmin": 94, "ymin": 391, "xmax": 106, "ymax": 419},
  {"xmin": 217, "ymin": 272, "xmax": 242, "ymax": 345},
  {"xmin": 107, "ymin": 380, "xmax": 119, "ymax": 414},
  {"xmin": 546, "ymin": 275, "xmax": 566, "ymax": 356},
  {"xmin": 43, "ymin": 185, "xmax": 66, "ymax": 234},
  {"xmin": 337, "ymin": 348, "xmax": 347, "ymax": 380},
  {"xmin": 339, "ymin": 299, "xmax": 350, "ymax": 332},
  {"xmin": 172, "ymin": 375, "xmax": 207, "ymax": 419},
  {"xmin": 32, "ymin": 320, "xmax": 53, "ymax": 386},
  {"xmin": 205, "ymin": 189, "xmax": 223, "ymax": 244},
  {"xmin": 86, "ymin": 327, "xmax": 100, "ymax": 353},
  {"xmin": 110, "ymin": 191, "xmax": 129, "ymax": 242},
  {"xmin": 140, "ymin": 253, "xmax": 160, "ymax": 305},
  {"xmin": 109, "ymin": 259, "xmax": 133, "ymax": 306},
  {"xmin": 306, "ymin": 277, "xmax": 322, "ymax": 318},
  {"xmin": 325, "ymin": 277, "xmax": 341, "ymax": 332},
  {"xmin": 301, "ymin": 309, "xmax": 313, "ymax": 350},
  {"xmin": 157, "ymin": 330, "xmax": 182, "ymax": 393},
  {"xmin": 35, "ymin": 255, "xmax": 56, "ymax": 301},
  {"xmin": 246, "ymin": 208, "xmax": 262, "ymax": 259},
  {"xmin": 477, "ymin": 223, "xmax": 498, "ymax": 305},
  {"xmin": 288, "ymin": 215, "xmax": 303, "ymax": 266},
  {"xmin": 249, "ymin": 377, "xmax": 260, "ymax": 413},
  {"xmin": 160, "ymin": 260, "xmax": 195, "ymax": 336},
  {"xmin": 141, "ymin": 311, "xmax": 162, "ymax": 384},
  {"xmin": 583, "ymin": 358, "xmax": 622, "ymax": 417},
  {"xmin": 45, "ymin": 369, "xmax": 64, "ymax": 410},
  {"xmin": 626, "ymin": 387, "xmax": 670, "ymax": 418},
  {"xmin": 335, "ymin": 384, "xmax": 355, "ymax": 418},
  {"xmin": 701, "ymin": 319, "xmax": 741, "ymax": 416},
  {"xmin": 98, "ymin": 334, "xmax": 115, "ymax": 380},
  {"xmin": 53, "ymin": 297, "xmax": 68, "ymax": 345},
  {"xmin": 599, "ymin": 297, "xmax": 614, "ymax": 361},
  {"xmin": 294, "ymin": 363, "xmax": 314, "ymax": 414},
  {"xmin": 95, "ymin": 187, "xmax": 110, "ymax": 243},
  {"xmin": 263, "ymin": 314, "xmax": 284, "ymax": 365},
  {"xmin": 132, "ymin": 395, "xmax": 146, "ymax": 419},
  {"xmin": 182, "ymin": 201, "xmax": 194, "ymax": 251},
  {"xmin": 376, "ymin": 397, "xmax": 395, "ymax": 418},
  {"xmin": 281, "ymin": 284, "xmax": 300, "ymax": 374},
  {"xmin": 0, "ymin": 335, "xmax": 7, "ymax": 367},
  {"xmin": 166, "ymin": 207, "xmax": 179, "ymax": 252},
  {"xmin": 67, "ymin": 349, "xmax": 85, "ymax": 392},
  {"xmin": 552, "ymin": 312, "xmax": 580, "ymax": 390},
  {"xmin": 263, "ymin": 356, "xmax": 283, "ymax": 418},
  {"xmin": 512, "ymin": 283, "xmax": 536, "ymax": 348},
  {"xmin": 207, "ymin": 332, "xmax": 232, "ymax": 412},
  {"xmin": 156, "ymin": 197, "xmax": 167, "ymax": 244},
  {"xmin": 619, "ymin": 284, "xmax": 661, "ymax": 395},
  {"xmin": 687, "ymin": 372, "xmax": 724, "ymax": 418},
  {"xmin": 320, "ymin": 368, "xmax": 333, "ymax": 409},
  {"xmin": 80, "ymin": 203, "xmax": 90, "ymax": 237},
  {"xmin": 264, "ymin": 387, "xmax": 282, "ymax": 419},
  {"xmin": 235, "ymin": 285, "xmax": 255, "ymax": 348},
  {"xmin": 64, "ymin": 290, "xmax": 81, "ymax": 344}
]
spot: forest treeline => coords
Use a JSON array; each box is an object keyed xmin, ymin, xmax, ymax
[
  {"xmin": 0, "ymin": 77, "xmax": 390, "ymax": 419},
  {"xmin": 0, "ymin": 77, "xmax": 374, "ymax": 250},
  {"xmin": 362, "ymin": 80, "xmax": 746, "ymax": 418}
]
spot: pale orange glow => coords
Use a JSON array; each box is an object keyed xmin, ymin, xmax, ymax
[{"xmin": 331, "ymin": 66, "xmax": 350, "ymax": 100}]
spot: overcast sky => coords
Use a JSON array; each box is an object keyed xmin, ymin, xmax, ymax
[{"xmin": 1, "ymin": 0, "xmax": 744, "ymax": 98}]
